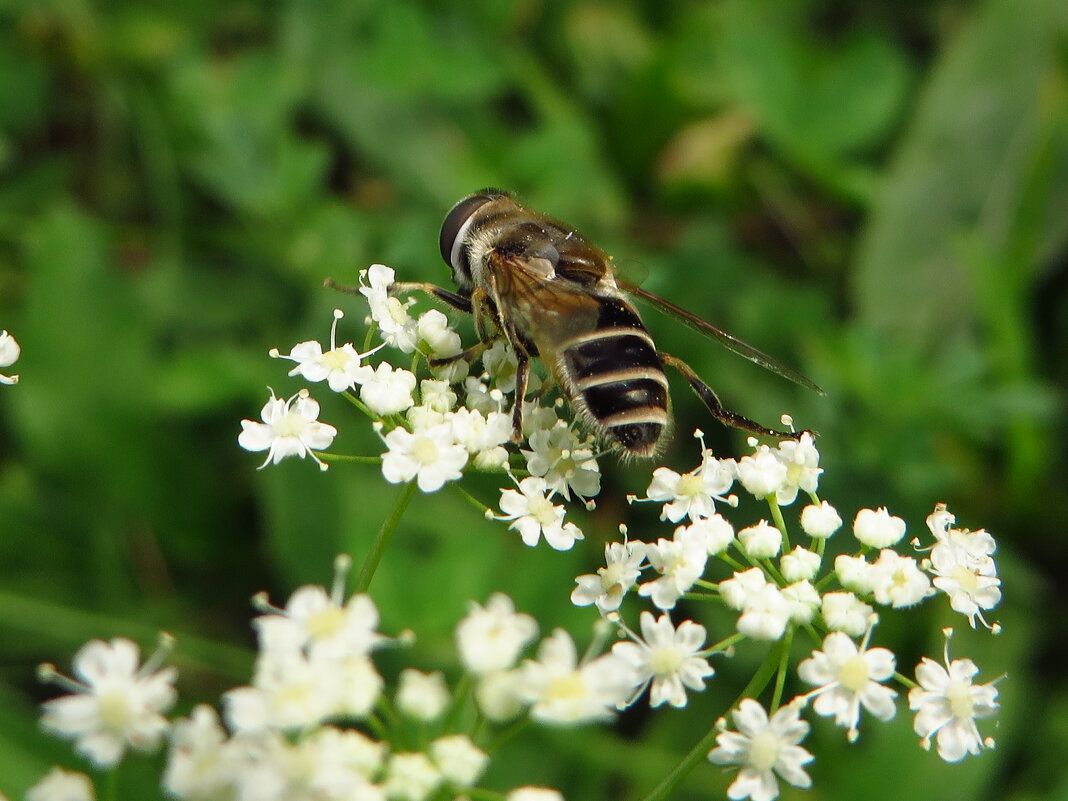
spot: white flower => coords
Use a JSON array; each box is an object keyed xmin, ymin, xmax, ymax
[
  {"xmin": 417, "ymin": 309, "xmax": 462, "ymax": 357},
  {"xmin": 820, "ymin": 592, "xmax": 875, "ymax": 637},
  {"xmin": 273, "ymin": 309, "xmax": 379, "ymax": 392},
  {"xmin": 853, "ymin": 507, "xmax": 906, "ymax": 548},
  {"xmin": 507, "ymin": 788, "xmax": 565, "ymax": 801},
  {"xmin": 869, "ymin": 550, "xmax": 932, "ymax": 608},
  {"xmin": 611, "ymin": 612, "xmax": 714, "ymax": 708},
  {"xmin": 40, "ymin": 637, "xmax": 177, "ymax": 768},
  {"xmin": 163, "ymin": 705, "xmax": 232, "ymax": 799},
  {"xmin": 736, "ymin": 584, "xmax": 791, "ymax": 641},
  {"xmin": 429, "ymin": 734, "xmax": 489, "ymax": 787},
  {"xmin": 708, "ymin": 699, "xmax": 814, "ymax": 801},
  {"xmin": 685, "ymin": 514, "xmax": 736, "ymax": 555},
  {"xmin": 571, "ymin": 540, "xmax": 648, "ymax": 614},
  {"xmin": 798, "ymin": 631, "xmax": 897, "ymax": 740},
  {"xmin": 384, "ymin": 752, "xmax": 442, "ymax": 801},
  {"xmin": 522, "ymin": 422, "xmax": 601, "ymax": 501},
  {"xmin": 0, "ymin": 329, "xmax": 20, "ymax": 385},
  {"xmin": 359, "ymin": 264, "xmax": 419, "ymax": 353},
  {"xmin": 449, "ymin": 406, "xmax": 512, "ymax": 456},
  {"xmin": 641, "ymin": 452, "xmax": 735, "ymax": 523},
  {"xmin": 396, "ymin": 669, "xmax": 450, "ymax": 721},
  {"xmin": 482, "ymin": 339, "xmax": 525, "ymax": 393},
  {"xmin": 928, "ymin": 542, "xmax": 1002, "ymax": 628},
  {"xmin": 380, "ymin": 421, "xmax": 469, "ymax": 492},
  {"xmin": 520, "ymin": 629, "xmax": 635, "ymax": 724},
  {"xmin": 496, "ymin": 476, "xmax": 584, "ymax": 550},
  {"xmin": 638, "ymin": 532, "xmax": 708, "ymax": 610},
  {"xmin": 418, "ymin": 378, "xmax": 457, "ymax": 414},
  {"xmin": 781, "ymin": 581, "xmax": 821, "ymax": 624},
  {"xmin": 26, "ymin": 767, "xmax": 95, "ymax": 801},
  {"xmin": 780, "ymin": 546, "xmax": 820, "ymax": 582},
  {"xmin": 719, "ymin": 568, "xmax": 770, "ymax": 611},
  {"xmin": 773, "ymin": 432, "xmax": 821, "ymax": 505},
  {"xmin": 475, "ymin": 669, "xmax": 525, "ymax": 722},
  {"xmin": 225, "ymin": 650, "xmax": 349, "ymax": 732},
  {"xmin": 834, "ymin": 554, "xmax": 874, "ymax": 595},
  {"xmin": 926, "ymin": 504, "xmax": 997, "ymax": 564},
  {"xmin": 359, "ymin": 263, "xmax": 395, "ymax": 308},
  {"xmin": 259, "ymin": 583, "xmax": 384, "ymax": 660},
  {"xmin": 360, "ymin": 363, "xmax": 417, "ymax": 415},
  {"xmin": 909, "ymin": 639, "xmax": 999, "ymax": 762},
  {"xmin": 736, "ymin": 446, "xmax": 788, "ymax": 499},
  {"xmin": 238, "ymin": 389, "xmax": 338, "ymax": 470},
  {"xmin": 799, "ymin": 501, "xmax": 841, "ymax": 538},
  {"xmin": 456, "ymin": 593, "xmax": 538, "ymax": 675},
  {"xmin": 737, "ymin": 521, "xmax": 783, "ymax": 559}
]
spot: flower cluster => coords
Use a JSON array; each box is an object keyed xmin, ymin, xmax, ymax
[
  {"xmin": 238, "ymin": 264, "xmax": 595, "ymax": 550},
  {"xmin": 573, "ymin": 431, "xmax": 1002, "ymax": 799},
  {"xmin": 32, "ymin": 560, "xmax": 586, "ymax": 801},
  {"xmin": 229, "ymin": 264, "xmax": 1005, "ymax": 801}
]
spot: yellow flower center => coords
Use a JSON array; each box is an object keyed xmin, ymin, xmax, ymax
[
  {"xmin": 951, "ymin": 565, "xmax": 979, "ymax": 592},
  {"xmin": 547, "ymin": 671, "xmax": 587, "ymax": 703},
  {"xmin": 307, "ymin": 606, "xmax": 345, "ymax": 640},
  {"xmin": 274, "ymin": 412, "xmax": 306, "ymax": 438},
  {"xmin": 676, "ymin": 474, "xmax": 703, "ymax": 499},
  {"xmin": 747, "ymin": 730, "xmax": 782, "ymax": 771},
  {"xmin": 838, "ymin": 654, "xmax": 871, "ymax": 692},
  {"xmin": 411, "ymin": 436, "xmax": 440, "ymax": 465},
  {"xmin": 527, "ymin": 495, "xmax": 557, "ymax": 525},
  {"xmin": 98, "ymin": 689, "xmax": 134, "ymax": 730},
  {"xmin": 648, "ymin": 645, "xmax": 683, "ymax": 677},
  {"xmin": 946, "ymin": 680, "xmax": 975, "ymax": 720}
]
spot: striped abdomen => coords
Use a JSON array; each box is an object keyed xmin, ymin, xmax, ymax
[{"xmin": 559, "ymin": 298, "xmax": 669, "ymax": 456}]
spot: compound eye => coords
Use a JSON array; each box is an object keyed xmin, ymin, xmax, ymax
[{"xmin": 439, "ymin": 193, "xmax": 497, "ymax": 270}]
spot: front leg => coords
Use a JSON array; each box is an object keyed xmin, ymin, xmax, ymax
[
  {"xmin": 324, "ymin": 277, "xmax": 474, "ymax": 314},
  {"xmin": 659, "ymin": 352, "xmax": 801, "ymax": 441}
]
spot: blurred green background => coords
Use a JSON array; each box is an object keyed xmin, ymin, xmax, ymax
[{"xmin": 0, "ymin": 0, "xmax": 1065, "ymax": 798}]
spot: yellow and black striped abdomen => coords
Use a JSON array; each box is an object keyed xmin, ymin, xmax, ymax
[{"xmin": 560, "ymin": 298, "xmax": 669, "ymax": 456}]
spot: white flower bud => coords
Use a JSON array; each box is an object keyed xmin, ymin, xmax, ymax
[
  {"xmin": 853, "ymin": 507, "xmax": 906, "ymax": 548},
  {"xmin": 738, "ymin": 520, "xmax": 783, "ymax": 559},
  {"xmin": 800, "ymin": 501, "xmax": 842, "ymax": 538},
  {"xmin": 780, "ymin": 546, "xmax": 821, "ymax": 582}
]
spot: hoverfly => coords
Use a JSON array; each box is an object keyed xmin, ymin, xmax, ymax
[{"xmin": 356, "ymin": 191, "xmax": 821, "ymax": 457}]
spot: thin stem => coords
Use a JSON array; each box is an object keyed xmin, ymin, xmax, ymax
[
  {"xmin": 639, "ymin": 644, "xmax": 781, "ymax": 801},
  {"xmin": 451, "ymin": 482, "xmax": 493, "ymax": 516},
  {"xmin": 355, "ymin": 480, "xmax": 419, "ymax": 593},
  {"xmin": 894, "ymin": 671, "xmax": 919, "ymax": 690},
  {"xmin": 766, "ymin": 494, "xmax": 791, "ymax": 552},
  {"xmin": 318, "ymin": 453, "xmax": 382, "ymax": 465},
  {"xmin": 770, "ymin": 627, "xmax": 794, "ymax": 712}
]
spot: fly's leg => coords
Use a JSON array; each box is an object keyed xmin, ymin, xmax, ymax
[
  {"xmin": 659, "ymin": 352, "xmax": 802, "ymax": 441},
  {"xmin": 324, "ymin": 277, "xmax": 474, "ymax": 314},
  {"xmin": 511, "ymin": 345, "xmax": 531, "ymax": 443}
]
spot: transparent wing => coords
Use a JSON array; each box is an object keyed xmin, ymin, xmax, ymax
[{"xmin": 625, "ymin": 283, "xmax": 825, "ymax": 395}]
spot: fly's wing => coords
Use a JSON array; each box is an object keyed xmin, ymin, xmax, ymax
[
  {"xmin": 485, "ymin": 250, "xmax": 602, "ymax": 348},
  {"xmin": 625, "ymin": 283, "xmax": 825, "ymax": 396}
]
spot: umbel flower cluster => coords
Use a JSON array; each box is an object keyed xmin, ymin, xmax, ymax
[{"xmin": 28, "ymin": 266, "xmax": 1002, "ymax": 801}]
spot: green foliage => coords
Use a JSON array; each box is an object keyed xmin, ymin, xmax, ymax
[{"xmin": 0, "ymin": 0, "xmax": 1064, "ymax": 798}]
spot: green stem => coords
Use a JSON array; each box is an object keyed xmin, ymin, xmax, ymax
[
  {"xmin": 639, "ymin": 644, "xmax": 781, "ymax": 801},
  {"xmin": 770, "ymin": 628, "xmax": 794, "ymax": 712},
  {"xmin": 318, "ymin": 453, "xmax": 383, "ymax": 465},
  {"xmin": 637, "ymin": 717, "xmax": 723, "ymax": 801},
  {"xmin": 766, "ymin": 494, "xmax": 791, "ymax": 552},
  {"xmin": 104, "ymin": 765, "xmax": 119, "ymax": 801},
  {"xmin": 355, "ymin": 480, "xmax": 419, "ymax": 593}
]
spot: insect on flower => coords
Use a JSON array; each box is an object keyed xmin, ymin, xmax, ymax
[{"xmin": 333, "ymin": 192, "xmax": 823, "ymax": 457}]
